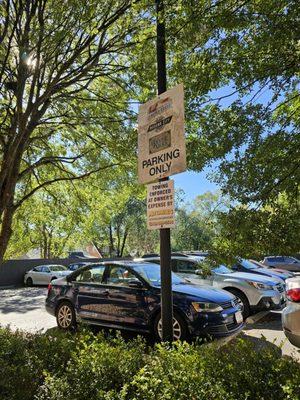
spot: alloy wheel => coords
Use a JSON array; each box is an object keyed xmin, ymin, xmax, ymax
[
  {"xmin": 157, "ymin": 317, "xmax": 182, "ymax": 340},
  {"xmin": 57, "ymin": 305, "xmax": 73, "ymax": 329}
]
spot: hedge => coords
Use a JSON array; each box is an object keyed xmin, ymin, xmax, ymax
[{"xmin": 0, "ymin": 326, "xmax": 299, "ymax": 400}]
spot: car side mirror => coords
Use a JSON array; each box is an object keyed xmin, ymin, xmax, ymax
[
  {"xmin": 128, "ymin": 280, "xmax": 144, "ymax": 288},
  {"xmin": 195, "ymin": 269, "xmax": 203, "ymax": 276}
]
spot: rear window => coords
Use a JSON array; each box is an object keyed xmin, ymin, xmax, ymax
[
  {"xmin": 50, "ymin": 265, "xmax": 67, "ymax": 272},
  {"xmin": 269, "ymin": 257, "xmax": 284, "ymax": 263}
]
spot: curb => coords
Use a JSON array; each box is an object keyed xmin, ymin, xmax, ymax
[{"xmin": 245, "ymin": 311, "xmax": 270, "ymax": 325}]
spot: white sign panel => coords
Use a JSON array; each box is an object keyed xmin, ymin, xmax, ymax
[
  {"xmin": 138, "ymin": 84, "xmax": 186, "ymax": 184},
  {"xmin": 147, "ymin": 180, "xmax": 175, "ymax": 230}
]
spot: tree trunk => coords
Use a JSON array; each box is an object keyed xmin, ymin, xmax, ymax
[
  {"xmin": 0, "ymin": 205, "xmax": 14, "ymax": 262},
  {"xmin": 120, "ymin": 228, "xmax": 129, "ymax": 257},
  {"xmin": 109, "ymin": 224, "xmax": 115, "ymax": 257}
]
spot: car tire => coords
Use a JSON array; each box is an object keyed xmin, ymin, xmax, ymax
[
  {"xmin": 26, "ymin": 277, "xmax": 33, "ymax": 287},
  {"xmin": 51, "ymin": 277, "xmax": 57, "ymax": 281},
  {"xmin": 153, "ymin": 311, "xmax": 188, "ymax": 342},
  {"xmin": 226, "ymin": 289, "xmax": 250, "ymax": 319},
  {"xmin": 56, "ymin": 301, "xmax": 76, "ymax": 330}
]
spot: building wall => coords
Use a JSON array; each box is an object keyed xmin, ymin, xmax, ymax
[{"xmin": 0, "ymin": 258, "xmax": 119, "ymax": 287}]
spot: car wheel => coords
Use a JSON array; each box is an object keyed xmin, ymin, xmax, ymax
[
  {"xmin": 227, "ymin": 289, "xmax": 250, "ymax": 319},
  {"xmin": 153, "ymin": 311, "xmax": 188, "ymax": 341},
  {"xmin": 51, "ymin": 277, "xmax": 57, "ymax": 281},
  {"xmin": 26, "ymin": 277, "xmax": 33, "ymax": 287},
  {"xmin": 56, "ymin": 302, "xmax": 76, "ymax": 330}
]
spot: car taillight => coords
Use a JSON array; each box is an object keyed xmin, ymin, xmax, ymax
[
  {"xmin": 286, "ymin": 288, "xmax": 300, "ymax": 302},
  {"xmin": 47, "ymin": 283, "xmax": 52, "ymax": 295}
]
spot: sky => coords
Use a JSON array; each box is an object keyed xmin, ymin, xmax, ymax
[{"xmin": 173, "ymin": 168, "xmax": 218, "ymax": 202}]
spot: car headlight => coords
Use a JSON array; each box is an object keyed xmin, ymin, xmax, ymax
[
  {"xmin": 247, "ymin": 281, "xmax": 273, "ymax": 290},
  {"xmin": 192, "ymin": 302, "xmax": 223, "ymax": 313}
]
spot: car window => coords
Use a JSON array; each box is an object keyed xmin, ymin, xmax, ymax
[
  {"xmin": 274, "ymin": 257, "xmax": 284, "ymax": 263},
  {"xmin": 174, "ymin": 260, "xmax": 198, "ymax": 273},
  {"xmin": 50, "ymin": 265, "xmax": 67, "ymax": 272},
  {"xmin": 105, "ymin": 266, "xmax": 139, "ymax": 286},
  {"xmin": 33, "ymin": 266, "xmax": 42, "ymax": 272},
  {"xmin": 284, "ymin": 257, "xmax": 298, "ymax": 263},
  {"xmin": 131, "ymin": 262, "xmax": 184, "ymax": 286},
  {"xmin": 76, "ymin": 265, "xmax": 105, "ymax": 283},
  {"xmin": 41, "ymin": 266, "xmax": 50, "ymax": 273},
  {"xmin": 240, "ymin": 259, "xmax": 260, "ymax": 270},
  {"xmin": 213, "ymin": 265, "xmax": 233, "ymax": 274}
]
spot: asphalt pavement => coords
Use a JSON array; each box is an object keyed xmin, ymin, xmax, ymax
[
  {"xmin": 0, "ymin": 287, "xmax": 299, "ymax": 360},
  {"xmin": 0, "ymin": 287, "xmax": 56, "ymax": 332}
]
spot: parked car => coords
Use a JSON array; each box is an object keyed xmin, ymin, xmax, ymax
[
  {"xmin": 68, "ymin": 251, "xmax": 89, "ymax": 259},
  {"xmin": 68, "ymin": 262, "xmax": 91, "ymax": 272},
  {"xmin": 249, "ymin": 259, "xmax": 294, "ymax": 278},
  {"xmin": 46, "ymin": 261, "xmax": 244, "ymax": 341},
  {"xmin": 184, "ymin": 251, "xmax": 209, "ymax": 258},
  {"xmin": 24, "ymin": 265, "xmax": 71, "ymax": 286},
  {"xmin": 231, "ymin": 259, "xmax": 293, "ymax": 281},
  {"xmin": 261, "ymin": 256, "xmax": 300, "ymax": 273},
  {"xmin": 141, "ymin": 256, "xmax": 286, "ymax": 318},
  {"xmin": 282, "ymin": 276, "xmax": 300, "ymax": 348}
]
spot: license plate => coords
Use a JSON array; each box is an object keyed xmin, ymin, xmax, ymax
[{"xmin": 235, "ymin": 311, "xmax": 243, "ymax": 324}]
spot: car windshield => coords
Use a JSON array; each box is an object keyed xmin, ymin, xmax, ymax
[
  {"xmin": 240, "ymin": 259, "xmax": 261, "ymax": 270},
  {"xmin": 213, "ymin": 265, "xmax": 233, "ymax": 274},
  {"xmin": 50, "ymin": 265, "xmax": 67, "ymax": 272},
  {"xmin": 131, "ymin": 262, "xmax": 184, "ymax": 286}
]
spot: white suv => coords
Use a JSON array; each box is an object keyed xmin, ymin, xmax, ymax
[{"xmin": 140, "ymin": 256, "xmax": 286, "ymax": 319}]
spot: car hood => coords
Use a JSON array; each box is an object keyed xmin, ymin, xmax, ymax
[
  {"xmin": 216, "ymin": 271, "xmax": 282, "ymax": 285},
  {"xmin": 273, "ymin": 268, "xmax": 294, "ymax": 277},
  {"xmin": 256, "ymin": 268, "xmax": 290, "ymax": 280},
  {"xmin": 171, "ymin": 283, "xmax": 234, "ymax": 303}
]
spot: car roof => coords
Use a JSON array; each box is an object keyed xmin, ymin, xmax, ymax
[
  {"xmin": 75, "ymin": 260, "xmax": 157, "ymax": 268},
  {"xmin": 35, "ymin": 264, "xmax": 63, "ymax": 267}
]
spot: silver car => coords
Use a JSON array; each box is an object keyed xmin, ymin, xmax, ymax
[
  {"xmin": 141, "ymin": 256, "xmax": 286, "ymax": 318},
  {"xmin": 282, "ymin": 276, "xmax": 300, "ymax": 348},
  {"xmin": 24, "ymin": 264, "xmax": 71, "ymax": 286}
]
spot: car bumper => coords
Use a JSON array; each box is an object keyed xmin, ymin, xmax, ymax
[
  {"xmin": 283, "ymin": 329, "xmax": 300, "ymax": 348},
  {"xmin": 282, "ymin": 303, "xmax": 300, "ymax": 348},
  {"xmin": 251, "ymin": 293, "xmax": 286, "ymax": 312},
  {"xmin": 45, "ymin": 299, "xmax": 56, "ymax": 316},
  {"xmin": 189, "ymin": 308, "xmax": 244, "ymax": 339}
]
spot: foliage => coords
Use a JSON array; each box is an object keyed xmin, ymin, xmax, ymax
[
  {"xmin": 211, "ymin": 194, "xmax": 300, "ymax": 260},
  {"xmin": 172, "ymin": 191, "xmax": 228, "ymax": 252},
  {"xmin": 0, "ymin": 0, "xmax": 143, "ymax": 262},
  {"xmin": 0, "ymin": 326, "xmax": 300, "ymax": 400}
]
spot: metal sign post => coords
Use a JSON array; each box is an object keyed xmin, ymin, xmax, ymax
[
  {"xmin": 155, "ymin": 0, "xmax": 173, "ymax": 342},
  {"xmin": 137, "ymin": 0, "xmax": 186, "ymax": 342}
]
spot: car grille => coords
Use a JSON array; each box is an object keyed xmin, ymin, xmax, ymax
[
  {"xmin": 208, "ymin": 319, "xmax": 240, "ymax": 334},
  {"xmin": 219, "ymin": 297, "xmax": 240, "ymax": 309},
  {"xmin": 276, "ymin": 283, "xmax": 285, "ymax": 293}
]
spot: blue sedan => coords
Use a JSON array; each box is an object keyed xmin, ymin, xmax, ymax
[
  {"xmin": 46, "ymin": 261, "xmax": 244, "ymax": 341},
  {"xmin": 232, "ymin": 259, "xmax": 293, "ymax": 281}
]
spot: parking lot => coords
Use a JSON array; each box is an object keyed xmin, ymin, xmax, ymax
[{"xmin": 0, "ymin": 286, "xmax": 299, "ymax": 360}]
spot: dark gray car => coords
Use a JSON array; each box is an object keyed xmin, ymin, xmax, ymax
[{"xmin": 261, "ymin": 256, "xmax": 300, "ymax": 273}]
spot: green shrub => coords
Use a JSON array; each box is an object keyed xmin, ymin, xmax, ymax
[
  {"xmin": 122, "ymin": 340, "xmax": 300, "ymax": 400},
  {"xmin": 0, "ymin": 326, "xmax": 77, "ymax": 400},
  {"xmin": 36, "ymin": 332, "xmax": 147, "ymax": 400},
  {"xmin": 0, "ymin": 325, "xmax": 299, "ymax": 400}
]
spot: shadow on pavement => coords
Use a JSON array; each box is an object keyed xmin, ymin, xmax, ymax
[
  {"xmin": 244, "ymin": 311, "xmax": 283, "ymax": 332},
  {"xmin": 0, "ymin": 287, "xmax": 47, "ymax": 314}
]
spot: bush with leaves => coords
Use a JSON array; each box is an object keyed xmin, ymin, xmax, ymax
[{"xmin": 0, "ymin": 326, "xmax": 300, "ymax": 400}]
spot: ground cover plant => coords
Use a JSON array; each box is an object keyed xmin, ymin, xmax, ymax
[{"xmin": 0, "ymin": 326, "xmax": 299, "ymax": 400}]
